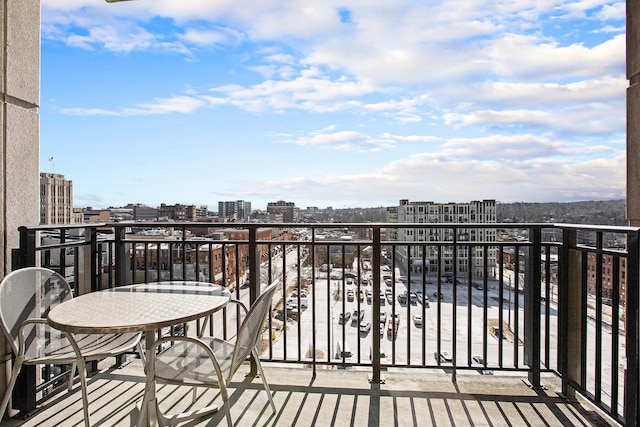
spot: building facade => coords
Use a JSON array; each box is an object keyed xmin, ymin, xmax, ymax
[
  {"xmin": 218, "ymin": 200, "xmax": 251, "ymax": 221},
  {"xmin": 40, "ymin": 173, "xmax": 74, "ymax": 225},
  {"xmin": 267, "ymin": 200, "xmax": 296, "ymax": 223},
  {"xmin": 158, "ymin": 203, "xmax": 197, "ymax": 221},
  {"xmin": 389, "ymin": 199, "xmax": 497, "ymax": 279},
  {"xmin": 130, "ymin": 204, "xmax": 158, "ymax": 221}
]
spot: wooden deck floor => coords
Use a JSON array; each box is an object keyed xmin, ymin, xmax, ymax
[{"xmin": 1, "ymin": 358, "xmax": 617, "ymax": 427}]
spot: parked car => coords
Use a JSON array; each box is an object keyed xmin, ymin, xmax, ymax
[
  {"xmin": 472, "ymin": 355, "xmax": 493, "ymax": 375},
  {"xmin": 286, "ymin": 296, "xmax": 308, "ymax": 308},
  {"xmin": 413, "ymin": 314, "xmax": 423, "ymax": 326},
  {"xmin": 335, "ymin": 340, "xmax": 352, "ymax": 359},
  {"xmin": 290, "ymin": 289, "xmax": 308, "ymax": 298},
  {"xmin": 415, "ymin": 291, "xmax": 430, "ymax": 306},
  {"xmin": 380, "ymin": 312, "xmax": 387, "ymax": 324},
  {"xmin": 359, "ymin": 321, "xmax": 371, "ymax": 333},
  {"xmin": 387, "ymin": 321, "xmax": 397, "ymax": 337},
  {"xmin": 351, "ymin": 309, "xmax": 365, "ymax": 324},
  {"xmin": 347, "ymin": 289, "xmax": 355, "ymax": 301},
  {"xmin": 435, "ymin": 351, "xmax": 452, "ymax": 362},
  {"xmin": 352, "ymin": 310, "xmax": 359, "ymax": 324},
  {"xmin": 369, "ymin": 345, "xmax": 387, "ymax": 360},
  {"xmin": 339, "ymin": 312, "xmax": 351, "ymax": 324}
]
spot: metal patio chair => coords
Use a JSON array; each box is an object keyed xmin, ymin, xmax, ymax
[
  {"xmin": 0, "ymin": 267, "xmax": 143, "ymax": 427},
  {"xmin": 140, "ymin": 282, "xmax": 278, "ymax": 426}
]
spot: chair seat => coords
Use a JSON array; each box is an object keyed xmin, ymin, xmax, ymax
[
  {"xmin": 26, "ymin": 332, "xmax": 141, "ymax": 365},
  {"xmin": 154, "ymin": 337, "xmax": 234, "ymax": 386}
]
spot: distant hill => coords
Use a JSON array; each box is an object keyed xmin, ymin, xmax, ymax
[{"xmin": 497, "ymin": 200, "xmax": 627, "ymax": 226}]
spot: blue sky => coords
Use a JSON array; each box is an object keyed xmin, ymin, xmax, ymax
[{"xmin": 40, "ymin": 0, "xmax": 627, "ymax": 211}]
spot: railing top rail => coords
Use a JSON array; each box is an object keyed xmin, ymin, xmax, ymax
[
  {"xmin": 17, "ymin": 221, "xmax": 640, "ymax": 234},
  {"xmin": 553, "ymin": 223, "xmax": 640, "ymax": 233},
  {"xmin": 19, "ymin": 223, "xmax": 108, "ymax": 232}
]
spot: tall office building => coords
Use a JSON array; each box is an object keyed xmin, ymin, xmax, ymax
[
  {"xmin": 40, "ymin": 173, "xmax": 74, "ymax": 225},
  {"xmin": 267, "ymin": 200, "xmax": 296, "ymax": 223},
  {"xmin": 218, "ymin": 200, "xmax": 251, "ymax": 221},
  {"xmin": 389, "ymin": 199, "xmax": 497, "ymax": 278}
]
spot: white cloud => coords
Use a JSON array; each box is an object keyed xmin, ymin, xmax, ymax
[
  {"xmin": 595, "ymin": 3, "xmax": 626, "ymax": 20},
  {"xmin": 276, "ymin": 129, "xmax": 440, "ymax": 152},
  {"xmin": 62, "ymin": 95, "xmax": 205, "ymax": 116},
  {"xmin": 445, "ymin": 76, "xmax": 626, "ymax": 109},
  {"xmin": 236, "ymin": 154, "xmax": 625, "ymax": 206},
  {"xmin": 178, "ymin": 27, "xmax": 243, "ymax": 46},
  {"xmin": 486, "ymin": 33, "xmax": 625, "ymax": 81},
  {"xmin": 208, "ymin": 68, "xmax": 375, "ymax": 112},
  {"xmin": 442, "ymin": 135, "xmax": 567, "ymax": 159},
  {"xmin": 444, "ymin": 101, "xmax": 625, "ymax": 134}
]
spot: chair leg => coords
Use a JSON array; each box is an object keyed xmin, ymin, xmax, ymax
[
  {"xmin": 252, "ymin": 349, "xmax": 276, "ymax": 413},
  {"xmin": 67, "ymin": 362, "xmax": 77, "ymax": 391},
  {"xmin": 219, "ymin": 382, "xmax": 233, "ymax": 427},
  {"xmin": 76, "ymin": 359, "xmax": 91, "ymax": 427},
  {"xmin": 137, "ymin": 342, "xmax": 146, "ymax": 366},
  {"xmin": 0, "ymin": 357, "xmax": 23, "ymax": 421}
]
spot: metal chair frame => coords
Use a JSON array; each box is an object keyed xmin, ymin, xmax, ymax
[
  {"xmin": 140, "ymin": 282, "xmax": 278, "ymax": 426},
  {"xmin": 0, "ymin": 267, "xmax": 143, "ymax": 427}
]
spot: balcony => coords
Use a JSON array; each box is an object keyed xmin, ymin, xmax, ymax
[
  {"xmin": 0, "ymin": 358, "xmax": 614, "ymax": 426},
  {"xmin": 4, "ymin": 221, "xmax": 639, "ymax": 426}
]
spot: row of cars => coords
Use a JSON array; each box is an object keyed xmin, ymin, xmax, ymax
[
  {"xmin": 285, "ymin": 289, "xmax": 309, "ymax": 312},
  {"xmin": 338, "ymin": 309, "xmax": 373, "ymax": 334}
]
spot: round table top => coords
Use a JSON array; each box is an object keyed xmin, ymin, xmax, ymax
[{"xmin": 47, "ymin": 281, "xmax": 231, "ymax": 334}]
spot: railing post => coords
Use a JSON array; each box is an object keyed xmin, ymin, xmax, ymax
[
  {"xmin": 248, "ymin": 226, "xmax": 261, "ymax": 376},
  {"xmin": 76, "ymin": 226, "xmax": 96, "ymax": 296},
  {"xmin": 559, "ymin": 228, "xmax": 582, "ymax": 399},
  {"xmin": 369, "ymin": 225, "xmax": 383, "ymax": 384},
  {"xmin": 114, "ymin": 224, "xmax": 128, "ymax": 286},
  {"xmin": 17, "ymin": 226, "xmax": 37, "ymax": 268},
  {"xmin": 625, "ymin": 230, "xmax": 639, "ymax": 426},
  {"xmin": 524, "ymin": 226, "xmax": 542, "ymax": 388}
]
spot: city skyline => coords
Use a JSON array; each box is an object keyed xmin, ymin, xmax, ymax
[{"xmin": 40, "ymin": 1, "xmax": 625, "ymax": 210}]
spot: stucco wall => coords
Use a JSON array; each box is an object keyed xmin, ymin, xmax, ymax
[{"xmin": 0, "ymin": 0, "xmax": 41, "ymax": 411}]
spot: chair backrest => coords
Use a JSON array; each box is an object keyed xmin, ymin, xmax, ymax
[
  {"xmin": 0, "ymin": 267, "xmax": 72, "ymax": 355},
  {"xmin": 229, "ymin": 282, "xmax": 278, "ymax": 378}
]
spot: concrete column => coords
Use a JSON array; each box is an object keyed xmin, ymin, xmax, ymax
[
  {"xmin": 0, "ymin": 0, "xmax": 41, "ymax": 413},
  {"xmin": 628, "ymin": 1, "xmax": 640, "ymax": 226}
]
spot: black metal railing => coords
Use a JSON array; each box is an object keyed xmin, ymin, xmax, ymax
[{"xmin": 9, "ymin": 221, "xmax": 640, "ymax": 426}]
